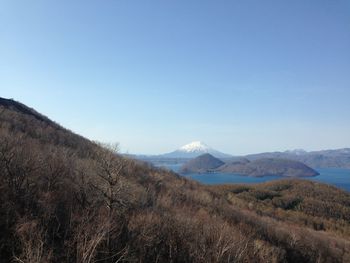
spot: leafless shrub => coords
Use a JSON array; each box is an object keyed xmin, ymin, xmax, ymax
[{"xmin": 14, "ymin": 219, "xmax": 51, "ymax": 263}]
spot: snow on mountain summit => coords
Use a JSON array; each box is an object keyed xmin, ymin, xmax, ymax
[
  {"xmin": 179, "ymin": 141, "xmax": 212, "ymax": 153},
  {"xmin": 160, "ymin": 141, "xmax": 232, "ymax": 158}
]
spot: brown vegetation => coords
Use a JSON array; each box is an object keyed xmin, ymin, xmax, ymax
[{"xmin": 0, "ymin": 98, "xmax": 350, "ymax": 262}]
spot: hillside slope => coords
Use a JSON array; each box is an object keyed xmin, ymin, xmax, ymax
[{"xmin": 0, "ymin": 97, "xmax": 349, "ymax": 263}]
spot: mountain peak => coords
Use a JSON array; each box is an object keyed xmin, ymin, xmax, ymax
[
  {"xmin": 179, "ymin": 141, "xmax": 211, "ymax": 152},
  {"xmin": 159, "ymin": 141, "xmax": 232, "ymax": 158}
]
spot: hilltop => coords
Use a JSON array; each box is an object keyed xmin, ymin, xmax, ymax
[
  {"xmin": 180, "ymin": 153, "xmax": 225, "ymax": 173},
  {"xmin": 0, "ymin": 97, "xmax": 349, "ymax": 263},
  {"xmin": 0, "ymin": 97, "xmax": 57, "ymax": 125}
]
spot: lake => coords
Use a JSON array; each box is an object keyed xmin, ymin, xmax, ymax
[{"xmin": 155, "ymin": 163, "xmax": 350, "ymax": 192}]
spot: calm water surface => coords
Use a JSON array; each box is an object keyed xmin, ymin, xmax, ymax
[{"xmin": 157, "ymin": 163, "xmax": 350, "ymax": 192}]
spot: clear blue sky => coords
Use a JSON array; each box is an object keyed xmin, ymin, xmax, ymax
[{"xmin": 1, "ymin": 0, "xmax": 350, "ymax": 155}]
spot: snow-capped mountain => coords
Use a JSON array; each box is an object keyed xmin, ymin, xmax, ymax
[
  {"xmin": 179, "ymin": 141, "xmax": 211, "ymax": 152},
  {"xmin": 160, "ymin": 141, "xmax": 232, "ymax": 159}
]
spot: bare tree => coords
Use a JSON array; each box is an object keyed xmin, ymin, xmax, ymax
[
  {"xmin": 93, "ymin": 143, "xmax": 128, "ymax": 210},
  {"xmin": 74, "ymin": 210, "xmax": 109, "ymax": 263},
  {"xmin": 90, "ymin": 143, "xmax": 129, "ymax": 261}
]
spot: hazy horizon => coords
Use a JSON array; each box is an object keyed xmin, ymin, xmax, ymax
[{"xmin": 1, "ymin": 0, "xmax": 350, "ymax": 155}]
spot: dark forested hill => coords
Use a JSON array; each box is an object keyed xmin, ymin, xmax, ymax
[
  {"xmin": 219, "ymin": 158, "xmax": 319, "ymax": 177},
  {"xmin": 0, "ymin": 97, "xmax": 349, "ymax": 263},
  {"xmin": 180, "ymin": 153, "xmax": 225, "ymax": 173}
]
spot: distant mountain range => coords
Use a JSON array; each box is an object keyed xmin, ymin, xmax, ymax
[
  {"xmin": 136, "ymin": 144, "xmax": 350, "ymax": 169},
  {"xmin": 180, "ymin": 154, "xmax": 319, "ymax": 177},
  {"xmin": 245, "ymin": 148, "xmax": 350, "ymax": 169},
  {"xmin": 159, "ymin": 141, "xmax": 232, "ymax": 159}
]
